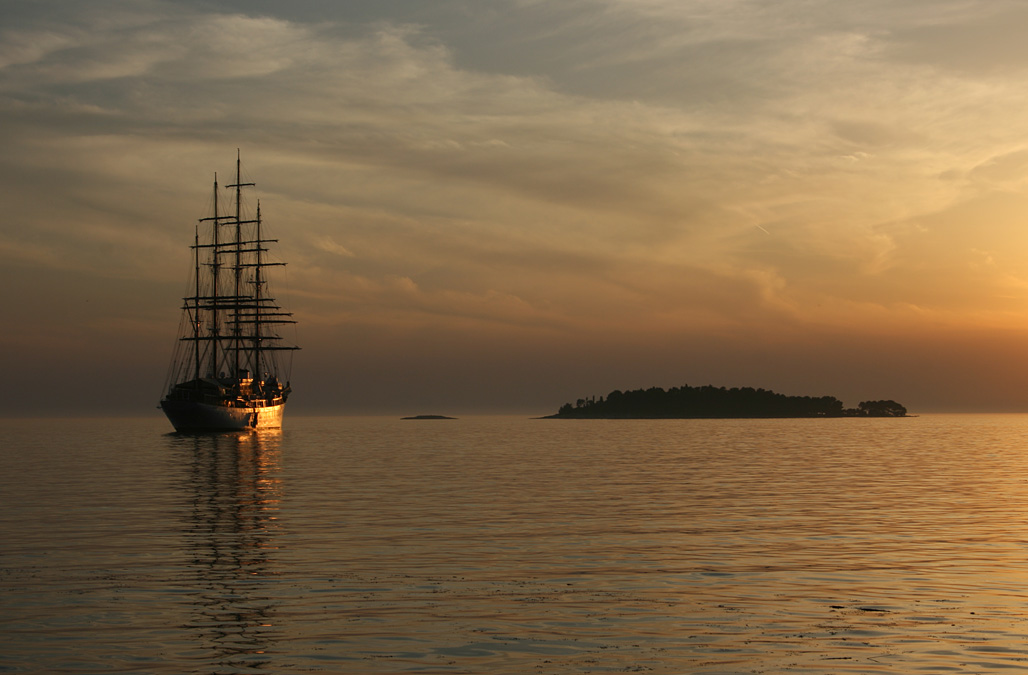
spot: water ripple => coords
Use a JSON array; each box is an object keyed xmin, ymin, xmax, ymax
[{"xmin": 5, "ymin": 415, "xmax": 1028, "ymax": 672}]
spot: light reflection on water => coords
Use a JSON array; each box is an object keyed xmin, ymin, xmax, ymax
[
  {"xmin": 3, "ymin": 415, "xmax": 1028, "ymax": 673},
  {"xmin": 174, "ymin": 430, "xmax": 284, "ymax": 672}
]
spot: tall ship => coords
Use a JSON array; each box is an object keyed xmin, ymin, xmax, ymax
[{"xmin": 161, "ymin": 154, "xmax": 299, "ymax": 432}]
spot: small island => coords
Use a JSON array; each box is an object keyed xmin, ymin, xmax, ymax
[
  {"xmin": 401, "ymin": 415, "xmax": 457, "ymax": 420},
  {"xmin": 547, "ymin": 385, "xmax": 908, "ymax": 419}
]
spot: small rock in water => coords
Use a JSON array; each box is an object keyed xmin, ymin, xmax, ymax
[{"xmin": 401, "ymin": 414, "xmax": 457, "ymax": 420}]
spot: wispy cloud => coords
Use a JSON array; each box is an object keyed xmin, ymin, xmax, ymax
[{"xmin": 5, "ymin": 0, "xmax": 1028, "ymax": 412}]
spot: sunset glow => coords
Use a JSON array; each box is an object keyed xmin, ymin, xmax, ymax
[{"xmin": 5, "ymin": 1, "xmax": 1028, "ymax": 414}]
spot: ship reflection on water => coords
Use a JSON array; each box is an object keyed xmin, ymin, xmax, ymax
[{"xmin": 171, "ymin": 431, "xmax": 284, "ymax": 671}]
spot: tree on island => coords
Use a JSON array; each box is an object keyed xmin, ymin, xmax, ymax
[
  {"xmin": 551, "ymin": 385, "xmax": 908, "ymax": 419},
  {"xmin": 856, "ymin": 400, "xmax": 907, "ymax": 417}
]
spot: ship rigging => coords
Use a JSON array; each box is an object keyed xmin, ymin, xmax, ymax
[{"xmin": 160, "ymin": 153, "xmax": 299, "ymax": 431}]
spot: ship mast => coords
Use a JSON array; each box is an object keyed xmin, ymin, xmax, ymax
[
  {"xmin": 210, "ymin": 174, "xmax": 220, "ymax": 378},
  {"xmin": 172, "ymin": 154, "xmax": 298, "ymax": 393},
  {"xmin": 255, "ymin": 201, "xmax": 264, "ymax": 380},
  {"xmin": 226, "ymin": 149, "xmax": 255, "ymax": 380},
  {"xmin": 234, "ymin": 158, "xmax": 242, "ymax": 377},
  {"xmin": 192, "ymin": 225, "xmax": 201, "ymax": 385}
]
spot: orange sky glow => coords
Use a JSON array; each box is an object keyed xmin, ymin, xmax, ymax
[{"xmin": 5, "ymin": 1, "xmax": 1028, "ymax": 415}]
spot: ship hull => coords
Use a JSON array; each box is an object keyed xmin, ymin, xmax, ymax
[{"xmin": 161, "ymin": 399, "xmax": 285, "ymax": 432}]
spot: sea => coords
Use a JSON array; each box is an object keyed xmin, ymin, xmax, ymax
[{"xmin": 3, "ymin": 414, "xmax": 1028, "ymax": 674}]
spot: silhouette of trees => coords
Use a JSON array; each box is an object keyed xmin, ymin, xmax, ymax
[
  {"xmin": 551, "ymin": 385, "xmax": 907, "ymax": 419},
  {"xmin": 856, "ymin": 400, "xmax": 907, "ymax": 417}
]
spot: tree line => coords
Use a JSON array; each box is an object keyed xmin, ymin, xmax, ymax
[{"xmin": 552, "ymin": 385, "xmax": 907, "ymax": 418}]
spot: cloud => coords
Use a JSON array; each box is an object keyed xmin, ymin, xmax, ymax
[
  {"xmin": 313, "ymin": 235, "xmax": 355, "ymax": 258},
  {"xmin": 4, "ymin": 2, "xmax": 1019, "ymax": 289},
  {"xmin": 5, "ymin": 0, "xmax": 1028, "ymax": 413}
]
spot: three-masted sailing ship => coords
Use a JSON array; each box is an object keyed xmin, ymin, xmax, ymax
[{"xmin": 161, "ymin": 154, "xmax": 299, "ymax": 432}]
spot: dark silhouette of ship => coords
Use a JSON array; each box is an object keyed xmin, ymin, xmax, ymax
[{"xmin": 160, "ymin": 154, "xmax": 299, "ymax": 432}]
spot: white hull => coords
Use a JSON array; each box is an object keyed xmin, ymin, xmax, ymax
[{"xmin": 161, "ymin": 399, "xmax": 285, "ymax": 432}]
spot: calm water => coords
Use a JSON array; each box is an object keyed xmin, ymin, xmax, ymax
[{"xmin": 4, "ymin": 414, "xmax": 1028, "ymax": 674}]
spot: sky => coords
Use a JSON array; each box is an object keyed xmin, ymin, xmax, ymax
[{"xmin": 5, "ymin": 0, "xmax": 1028, "ymax": 416}]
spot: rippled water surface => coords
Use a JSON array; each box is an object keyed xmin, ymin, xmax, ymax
[{"xmin": 4, "ymin": 414, "xmax": 1028, "ymax": 673}]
